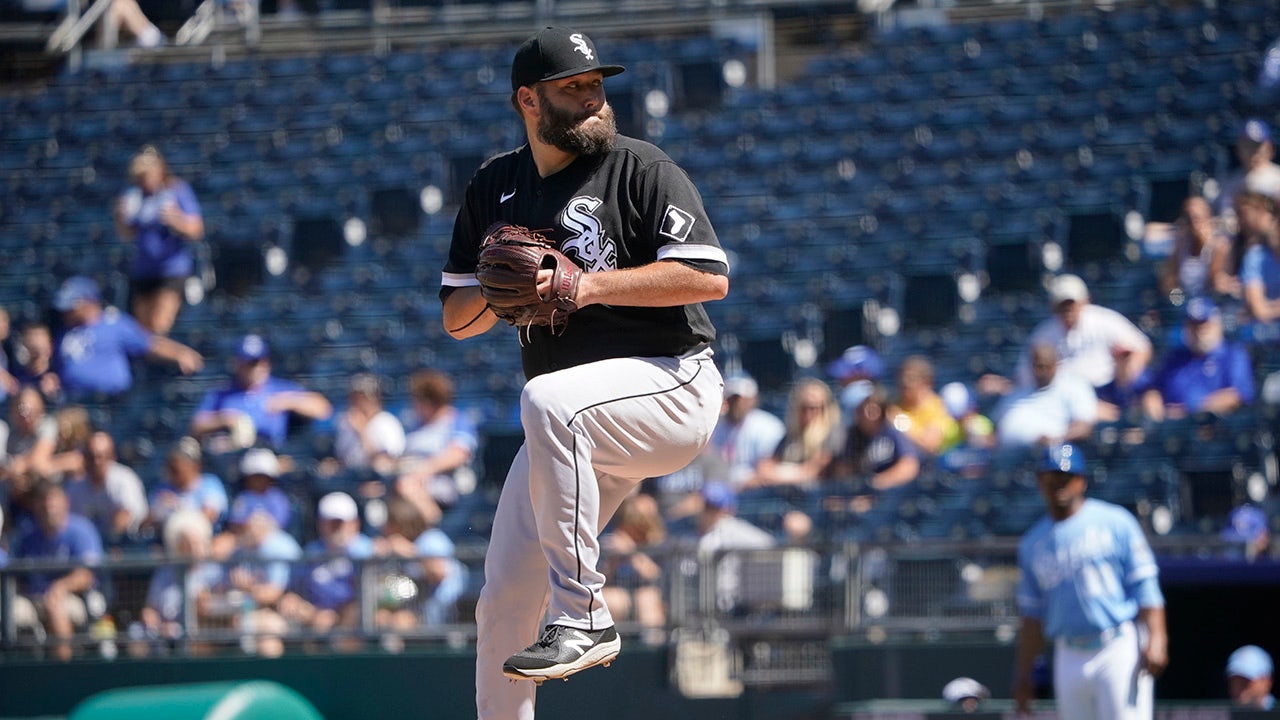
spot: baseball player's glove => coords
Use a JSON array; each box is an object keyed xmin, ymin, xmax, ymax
[{"xmin": 475, "ymin": 222, "xmax": 583, "ymax": 335}]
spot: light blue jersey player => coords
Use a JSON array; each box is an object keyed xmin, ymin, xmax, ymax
[{"xmin": 1013, "ymin": 443, "xmax": 1169, "ymax": 720}]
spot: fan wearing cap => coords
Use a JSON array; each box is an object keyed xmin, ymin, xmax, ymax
[
  {"xmin": 828, "ymin": 383, "xmax": 920, "ymax": 494},
  {"xmin": 1006, "ymin": 274, "xmax": 1152, "ymax": 419},
  {"xmin": 1214, "ymin": 118, "xmax": 1280, "ymax": 222},
  {"xmin": 1220, "ymin": 504, "xmax": 1271, "ymax": 562},
  {"xmin": 826, "ymin": 344, "xmax": 884, "ymax": 389},
  {"xmin": 707, "ymin": 374, "xmax": 785, "ymax": 489},
  {"xmin": 278, "ymin": 492, "xmax": 374, "ymax": 651},
  {"xmin": 942, "ymin": 677, "xmax": 991, "ymax": 713},
  {"xmin": 189, "ymin": 334, "xmax": 333, "ymax": 451},
  {"xmin": 223, "ymin": 448, "xmax": 292, "ymax": 535},
  {"xmin": 1140, "ymin": 297, "xmax": 1254, "ymax": 422},
  {"xmin": 439, "ymin": 26, "xmax": 729, "ymax": 710},
  {"xmin": 146, "ymin": 436, "xmax": 229, "ymax": 535},
  {"xmin": 52, "ymin": 275, "xmax": 203, "ymax": 400},
  {"xmin": 1013, "ymin": 443, "xmax": 1168, "ymax": 720},
  {"xmin": 1226, "ymin": 644, "xmax": 1275, "ymax": 709}
]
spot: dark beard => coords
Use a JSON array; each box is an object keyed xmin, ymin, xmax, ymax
[{"xmin": 536, "ymin": 90, "xmax": 617, "ymax": 156}]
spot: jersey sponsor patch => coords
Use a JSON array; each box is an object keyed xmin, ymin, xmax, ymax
[{"xmin": 659, "ymin": 204, "xmax": 696, "ymax": 242}]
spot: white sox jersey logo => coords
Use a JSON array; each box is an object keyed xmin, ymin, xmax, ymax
[
  {"xmin": 561, "ymin": 629, "xmax": 594, "ymax": 657},
  {"xmin": 560, "ymin": 195, "xmax": 617, "ymax": 272},
  {"xmin": 570, "ymin": 33, "xmax": 593, "ymax": 60}
]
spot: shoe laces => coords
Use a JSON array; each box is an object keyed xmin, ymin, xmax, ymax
[{"xmin": 537, "ymin": 625, "xmax": 567, "ymax": 648}]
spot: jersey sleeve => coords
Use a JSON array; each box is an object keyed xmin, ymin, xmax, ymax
[
  {"xmin": 1117, "ymin": 511, "xmax": 1164, "ymax": 608},
  {"xmin": 440, "ymin": 181, "xmax": 486, "ymax": 298},
  {"xmin": 113, "ymin": 309, "xmax": 154, "ymax": 357},
  {"xmin": 635, "ymin": 159, "xmax": 729, "ymax": 275}
]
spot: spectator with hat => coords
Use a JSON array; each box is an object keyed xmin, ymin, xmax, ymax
[
  {"xmin": 52, "ymin": 275, "xmax": 203, "ymax": 400},
  {"xmin": 829, "ymin": 382, "xmax": 920, "ymax": 492},
  {"xmin": 279, "ymin": 491, "xmax": 374, "ymax": 652},
  {"xmin": 1226, "ymin": 645, "xmax": 1275, "ymax": 710},
  {"xmin": 146, "ymin": 436, "xmax": 228, "ymax": 536},
  {"xmin": 189, "ymin": 334, "xmax": 333, "ymax": 452},
  {"xmin": 938, "ymin": 382, "xmax": 995, "ymax": 478},
  {"xmin": 708, "ymin": 373, "xmax": 785, "ymax": 489},
  {"xmin": 942, "ymin": 677, "xmax": 991, "ymax": 713},
  {"xmin": 825, "ymin": 344, "xmax": 884, "ymax": 390},
  {"xmin": 1141, "ymin": 297, "xmax": 1254, "ymax": 422},
  {"xmin": 688, "ymin": 481, "xmax": 775, "ymax": 614},
  {"xmin": 1215, "ymin": 118, "xmax": 1280, "ymax": 224},
  {"xmin": 224, "ymin": 448, "xmax": 292, "ymax": 534},
  {"xmin": 1221, "ymin": 504, "xmax": 1271, "ymax": 562},
  {"xmin": 980, "ymin": 274, "xmax": 1149, "ymax": 422}
]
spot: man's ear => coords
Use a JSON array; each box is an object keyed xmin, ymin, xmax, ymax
[{"xmin": 517, "ymin": 86, "xmax": 538, "ymax": 114}]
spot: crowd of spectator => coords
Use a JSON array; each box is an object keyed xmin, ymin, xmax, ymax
[{"xmin": 0, "ymin": 15, "xmax": 1277, "ymax": 663}]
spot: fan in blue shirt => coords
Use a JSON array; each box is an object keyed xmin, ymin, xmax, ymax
[
  {"xmin": 190, "ymin": 334, "xmax": 332, "ymax": 450},
  {"xmin": 1142, "ymin": 298, "xmax": 1254, "ymax": 421},
  {"xmin": 12, "ymin": 481, "xmax": 104, "ymax": 660},
  {"xmin": 52, "ymin": 276, "xmax": 202, "ymax": 399}
]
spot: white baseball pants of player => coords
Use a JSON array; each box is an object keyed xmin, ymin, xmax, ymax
[
  {"xmin": 1053, "ymin": 621, "xmax": 1153, "ymax": 720},
  {"xmin": 475, "ymin": 347, "xmax": 723, "ymax": 720}
]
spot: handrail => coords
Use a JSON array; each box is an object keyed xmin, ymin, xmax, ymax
[{"xmin": 45, "ymin": 0, "xmax": 112, "ymax": 54}]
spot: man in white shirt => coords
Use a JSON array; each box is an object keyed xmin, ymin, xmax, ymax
[
  {"xmin": 334, "ymin": 373, "xmax": 405, "ymax": 475},
  {"xmin": 995, "ymin": 343, "xmax": 1098, "ymax": 450},
  {"xmin": 709, "ymin": 375, "xmax": 786, "ymax": 489},
  {"xmin": 64, "ymin": 431, "xmax": 148, "ymax": 544},
  {"xmin": 1015, "ymin": 274, "xmax": 1151, "ymax": 417}
]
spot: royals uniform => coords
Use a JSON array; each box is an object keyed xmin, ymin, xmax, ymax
[
  {"xmin": 1018, "ymin": 499, "xmax": 1165, "ymax": 720},
  {"xmin": 442, "ymin": 130, "xmax": 728, "ymax": 718}
]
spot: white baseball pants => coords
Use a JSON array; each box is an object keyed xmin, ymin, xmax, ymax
[
  {"xmin": 475, "ymin": 349, "xmax": 723, "ymax": 720},
  {"xmin": 1053, "ymin": 621, "xmax": 1153, "ymax": 720}
]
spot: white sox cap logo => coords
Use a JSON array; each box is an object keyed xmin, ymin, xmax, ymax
[
  {"xmin": 570, "ymin": 33, "xmax": 593, "ymax": 60},
  {"xmin": 562, "ymin": 629, "xmax": 593, "ymax": 657}
]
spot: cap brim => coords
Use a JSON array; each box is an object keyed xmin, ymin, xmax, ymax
[{"xmin": 538, "ymin": 64, "xmax": 626, "ymax": 84}]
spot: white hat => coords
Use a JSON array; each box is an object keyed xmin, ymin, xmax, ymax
[
  {"xmin": 942, "ymin": 677, "xmax": 991, "ymax": 704},
  {"xmin": 239, "ymin": 447, "xmax": 280, "ymax": 479},
  {"xmin": 724, "ymin": 375, "xmax": 759, "ymax": 399},
  {"xmin": 1048, "ymin": 274, "xmax": 1089, "ymax": 306},
  {"xmin": 940, "ymin": 382, "xmax": 973, "ymax": 418},
  {"xmin": 317, "ymin": 491, "xmax": 359, "ymax": 522}
]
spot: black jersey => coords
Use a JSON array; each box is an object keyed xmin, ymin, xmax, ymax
[{"xmin": 442, "ymin": 135, "xmax": 729, "ymax": 379}]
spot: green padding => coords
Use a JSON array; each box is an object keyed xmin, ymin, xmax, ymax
[{"xmin": 69, "ymin": 681, "xmax": 323, "ymax": 720}]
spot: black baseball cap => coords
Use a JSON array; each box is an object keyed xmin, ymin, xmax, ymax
[{"xmin": 511, "ymin": 27, "xmax": 625, "ymax": 91}]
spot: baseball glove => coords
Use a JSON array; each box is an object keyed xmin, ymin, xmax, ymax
[{"xmin": 475, "ymin": 222, "xmax": 583, "ymax": 335}]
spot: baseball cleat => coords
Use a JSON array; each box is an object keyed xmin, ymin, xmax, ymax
[{"xmin": 502, "ymin": 624, "xmax": 621, "ymax": 682}]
